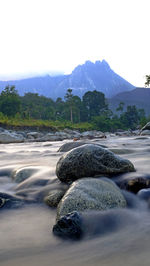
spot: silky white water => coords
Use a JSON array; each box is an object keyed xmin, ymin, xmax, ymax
[{"xmin": 0, "ymin": 137, "xmax": 150, "ymax": 266}]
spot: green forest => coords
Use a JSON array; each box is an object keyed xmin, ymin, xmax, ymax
[{"xmin": 0, "ymin": 85, "xmax": 148, "ymax": 132}]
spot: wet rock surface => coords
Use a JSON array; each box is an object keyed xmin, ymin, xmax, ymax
[
  {"xmin": 56, "ymin": 144, "xmax": 135, "ymax": 183},
  {"xmin": 56, "ymin": 178, "xmax": 126, "ymax": 220},
  {"xmin": 116, "ymin": 175, "xmax": 150, "ymax": 193},
  {"xmin": 44, "ymin": 189, "xmax": 66, "ymax": 207},
  {"xmin": 0, "ymin": 192, "xmax": 27, "ymax": 209},
  {"xmin": 58, "ymin": 141, "xmax": 107, "ymax": 152},
  {"xmin": 53, "ymin": 211, "xmax": 83, "ymax": 239}
]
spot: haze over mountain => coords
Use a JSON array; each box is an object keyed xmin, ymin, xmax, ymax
[
  {"xmin": 108, "ymin": 87, "xmax": 150, "ymax": 115},
  {"xmin": 0, "ymin": 60, "xmax": 135, "ymax": 99}
]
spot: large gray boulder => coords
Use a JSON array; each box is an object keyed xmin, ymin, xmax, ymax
[
  {"xmin": 56, "ymin": 178, "xmax": 126, "ymax": 220},
  {"xmin": 56, "ymin": 144, "xmax": 135, "ymax": 183},
  {"xmin": 0, "ymin": 131, "xmax": 24, "ymax": 143}
]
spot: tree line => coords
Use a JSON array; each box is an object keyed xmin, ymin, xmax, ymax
[{"xmin": 0, "ymin": 85, "xmax": 148, "ymax": 131}]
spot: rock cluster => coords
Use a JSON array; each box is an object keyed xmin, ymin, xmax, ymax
[
  {"xmin": 52, "ymin": 143, "xmax": 136, "ymax": 239},
  {"xmin": 1, "ymin": 122, "xmax": 150, "ymax": 144},
  {"xmin": 1, "ymin": 121, "xmax": 150, "ymax": 240}
]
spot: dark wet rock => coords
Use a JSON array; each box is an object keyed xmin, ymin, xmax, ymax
[
  {"xmin": 0, "ymin": 192, "xmax": 26, "ymax": 209},
  {"xmin": 117, "ymin": 176, "xmax": 150, "ymax": 194},
  {"xmin": 44, "ymin": 189, "xmax": 66, "ymax": 207},
  {"xmin": 53, "ymin": 211, "xmax": 83, "ymax": 239},
  {"xmin": 58, "ymin": 141, "xmax": 107, "ymax": 152},
  {"xmin": 137, "ymin": 188, "xmax": 150, "ymax": 201},
  {"xmin": 12, "ymin": 166, "xmax": 39, "ymax": 183},
  {"xmin": 56, "ymin": 178, "xmax": 126, "ymax": 220},
  {"xmin": 56, "ymin": 144, "xmax": 135, "ymax": 183}
]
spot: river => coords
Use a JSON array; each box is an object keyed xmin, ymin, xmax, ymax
[{"xmin": 0, "ymin": 136, "xmax": 150, "ymax": 266}]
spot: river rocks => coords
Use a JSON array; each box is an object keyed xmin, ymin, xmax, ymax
[
  {"xmin": 0, "ymin": 131, "xmax": 24, "ymax": 143},
  {"xmin": 58, "ymin": 141, "xmax": 107, "ymax": 152},
  {"xmin": 81, "ymin": 130, "xmax": 105, "ymax": 139},
  {"xmin": 44, "ymin": 189, "xmax": 66, "ymax": 207},
  {"xmin": 56, "ymin": 178, "xmax": 126, "ymax": 220},
  {"xmin": 53, "ymin": 211, "xmax": 83, "ymax": 239},
  {"xmin": 117, "ymin": 176, "xmax": 150, "ymax": 193},
  {"xmin": 56, "ymin": 144, "xmax": 135, "ymax": 183},
  {"xmin": 12, "ymin": 166, "xmax": 40, "ymax": 183},
  {"xmin": 27, "ymin": 132, "xmax": 44, "ymax": 139},
  {"xmin": 0, "ymin": 192, "xmax": 26, "ymax": 209}
]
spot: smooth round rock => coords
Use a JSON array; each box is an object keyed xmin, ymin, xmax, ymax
[
  {"xmin": 56, "ymin": 178, "xmax": 126, "ymax": 220},
  {"xmin": 44, "ymin": 189, "xmax": 66, "ymax": 207},
  {"xmin": 56, "ymin": 144, "xmax": 135, "ymax": 183}
]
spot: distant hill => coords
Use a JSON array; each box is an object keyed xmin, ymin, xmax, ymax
[
  {"xmin": 108, "ymin": 87, "xmax": 150, "ymax": 115},
  {"xmin": 0, "ymin": 60, "xmax": 135, "ymax": 99}
]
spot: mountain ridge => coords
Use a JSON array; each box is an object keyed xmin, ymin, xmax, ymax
[
  {"xmin": 108, "ymin": 87, "xmax": 150, "ymax": 115},
  {"xmin": 0, "ymin": 60, "xmax": 135, "ymax": 99}
]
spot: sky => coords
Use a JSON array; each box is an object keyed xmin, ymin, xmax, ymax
[{"xmin": 0, "ymin": 0, "xmax": 150, "ymax": 86}]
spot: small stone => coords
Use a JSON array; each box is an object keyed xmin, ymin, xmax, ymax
[
  {"xmin": 44, "ymin": 189, "xmax": 65, "ymax": 207},
  {"xmin": 53, "ymin": 211, "xmax": 83, "ymax": 239}
]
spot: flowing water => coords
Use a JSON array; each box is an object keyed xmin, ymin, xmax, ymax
[{"xmin": 0, "ymin": 136, "xmax": 150, "ymax": 266}]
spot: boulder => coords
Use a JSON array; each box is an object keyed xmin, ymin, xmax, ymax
[
  {"xmin": 0, "ymin": 131, "xmax": 24, "ymax": 143},
  {"xmin": 56, "ymin": 144, "xmax": 135, "ymax": 183},
  {"xmin": 40, "ymin": 133, "xmax": 63, "ymax": 141},
  {"xmin": 56, "ymin": 178, "xmax": 126, "ymax": 220},
  {"xmin": 27, "ymin": 132, "xmax": 44, "ymax": 139},
  {"xmin": 58, "ymin": 141, "xmax": 107, "ymax": 152},
  {"xmin": 81, "ymin": 130, "xmax": 105, "ymax": 139}
]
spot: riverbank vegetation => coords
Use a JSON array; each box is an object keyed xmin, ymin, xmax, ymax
[{"xmin": 0, "ymin": 85, "xmax": 148, "ymax": 132}]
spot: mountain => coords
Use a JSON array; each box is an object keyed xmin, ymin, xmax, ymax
[
  {"xmin": 108, "ymin": 87, "xmax": 150, "ymax": 115},
  {"xmin": 0, "ymin": 60, "xmax": 135, "ymax": 99}
]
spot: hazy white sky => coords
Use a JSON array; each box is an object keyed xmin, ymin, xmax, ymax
[{"xmin": 0, "ymin": 0, "xmax": 149, "ymax": 86}]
